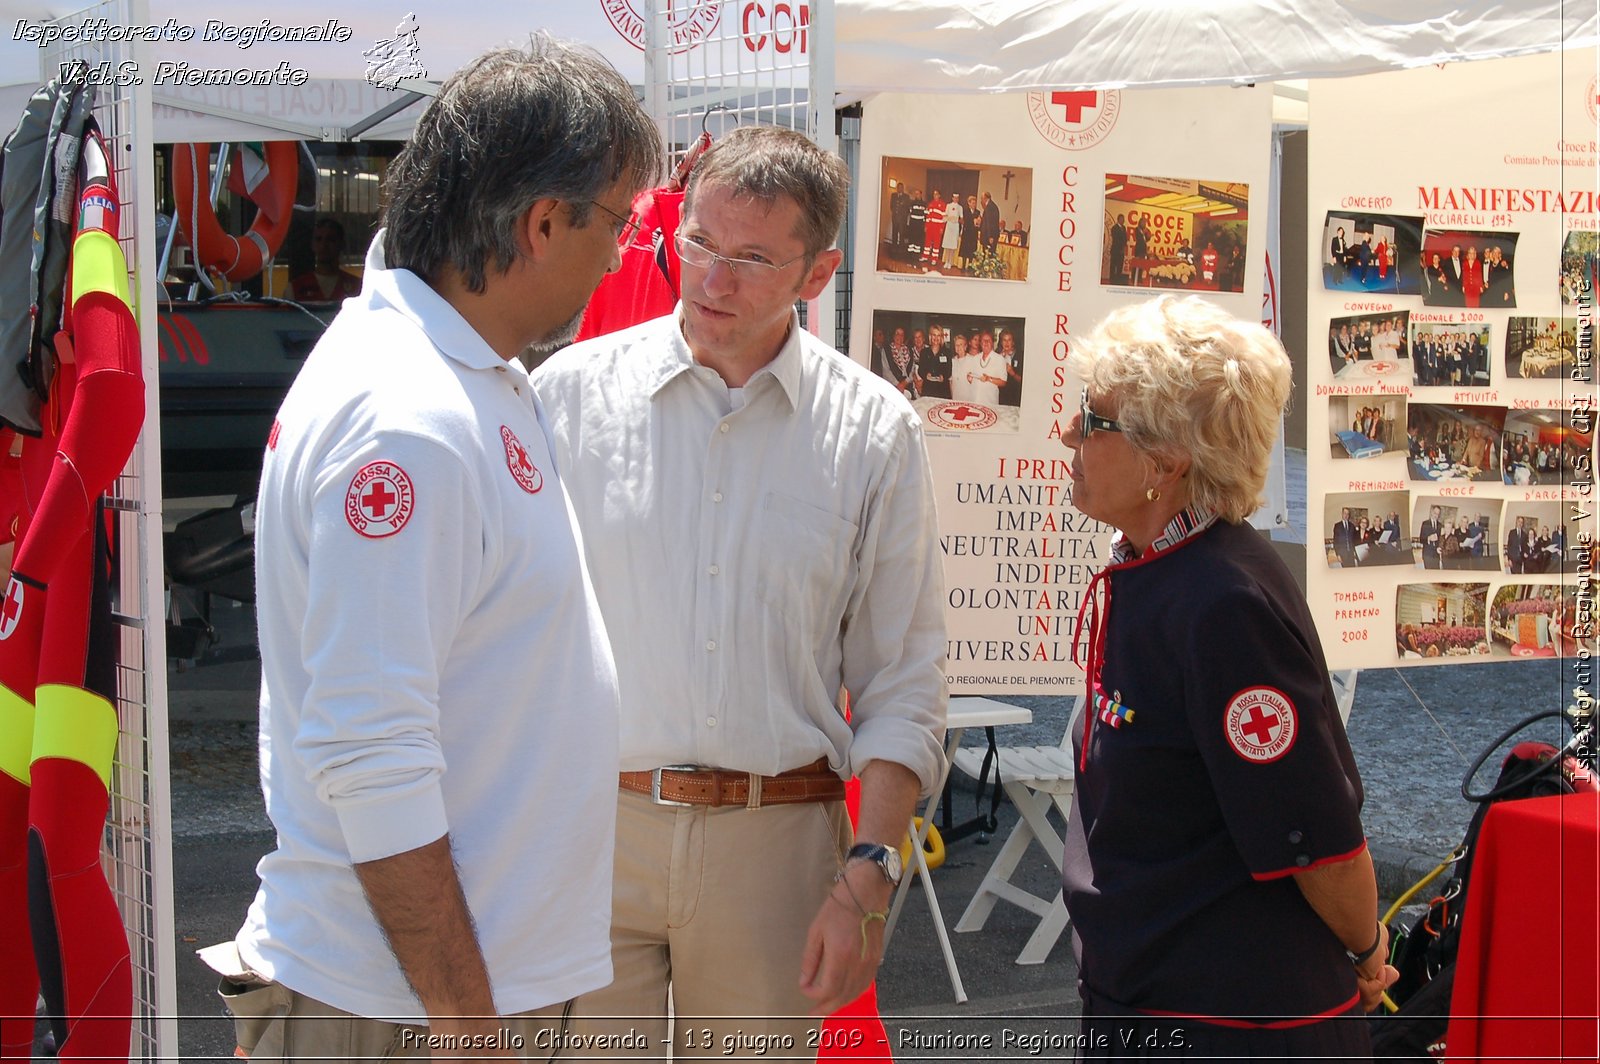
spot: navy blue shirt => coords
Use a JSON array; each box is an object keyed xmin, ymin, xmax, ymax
[{"xmin": 1063, "ymin": 520, "xmax": 1365, "ymax": 1023}]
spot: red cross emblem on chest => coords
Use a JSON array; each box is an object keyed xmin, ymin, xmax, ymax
[
  {"xmin": 0, "ymin": 579, "xmax": 24, "ymax": 641},
  {"xmin": 500, "ymin": 425, "xmax": 543, "ymax": 494}
]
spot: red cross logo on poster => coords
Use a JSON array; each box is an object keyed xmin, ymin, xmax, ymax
[
  {"xmin": 602, "ymin": 0, "xmax": 723, "ymax": 53},
  {"xmin": 1223, "ymin": 686, "xmax": 1298, "ymax": 763},
  {"xmin": 1026, "ymin": 88, "xmax": 1122, "ymax": 151},
  {"xmin": 0, "ymin": 579, "xmax": 23, "ymax": 641},
  {"xmin": 927, "ymin": 401, "xmax": 999, "ymax": 431},
  {"xmin": 345, "ymin": 461, "xmax": 416, "ymax": 539},
  {"xmin": 1588, "ymin": 76, "xmax": 1597, "ymax": 125},
  {"xmin": 500, "ymin": 425, "xmax": 544, "ymax": 494}
]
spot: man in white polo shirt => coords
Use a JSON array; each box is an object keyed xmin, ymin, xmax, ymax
[{"xmin": 212, "ymin": 38, "xmax": 662, "ymax": 1059}]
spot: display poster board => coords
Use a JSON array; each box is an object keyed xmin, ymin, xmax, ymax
[
  {"xmin": 852, "ymin": 88, "xmax": 1273, "ymax": 694},
  {"xmin": 1306, "ymin": 50, "xmax": 1599, "ymax": 670}
]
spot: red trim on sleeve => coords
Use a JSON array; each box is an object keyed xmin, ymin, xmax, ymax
[
  {"xmin": 1137, "ymin": 990, "xmax": 1361, "ymax": 1029},
  {"xmin": 1250, "ymin": 838, "xmax": 1368, "ymax": 882}
]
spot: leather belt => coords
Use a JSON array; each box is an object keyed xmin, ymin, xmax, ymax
[{"xmin": 619, "ymin": 757, "xmax": 843, "ymax": 808}]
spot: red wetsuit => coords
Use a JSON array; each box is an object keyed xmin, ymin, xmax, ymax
[{"xmin": 0, "ymin": 127, "xmax": 144, "ymax": 1061}]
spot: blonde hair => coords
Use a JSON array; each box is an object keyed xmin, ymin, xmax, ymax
[{"xmin": 1072, "ymin": 296, "xmax": 1291, "ymax": 522}]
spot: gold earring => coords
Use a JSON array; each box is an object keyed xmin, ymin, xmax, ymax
[{"xmin": 1146, "ymin": 487, "xmax": 1161, "ymax": 502}]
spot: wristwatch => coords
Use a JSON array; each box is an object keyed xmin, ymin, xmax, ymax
[
  {"xmin": 1347, "ymin": 922, "xmax": 1383, "ymax": 968},
  {"xmin": 845, "ymin": 842, "xmax": 903, "ymax": 887}
]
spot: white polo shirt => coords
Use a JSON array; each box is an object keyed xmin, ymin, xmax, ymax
[{"xmin": 237, "ymin": 235, "xmax": 620, "ymax": 1019}]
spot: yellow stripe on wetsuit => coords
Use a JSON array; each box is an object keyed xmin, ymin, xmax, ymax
[
  {"xmin": 0, "ymin": 683, "xmax": 33, "ymax": 786},
  {"xmin": 31, "ymin": 684, "xmax": 116, "ymax": 790}
]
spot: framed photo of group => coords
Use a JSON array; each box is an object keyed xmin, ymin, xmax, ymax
[
  {"xmin": 876, "ymin": 157, "xmax": 1033, "ymax": 282},
  {"xmin": 1100, "ymin": 174, "xmax": 1250, "ymax": 292}
]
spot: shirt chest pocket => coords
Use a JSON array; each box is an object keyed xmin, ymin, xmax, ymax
[{"xmin": 755, "ymin": 491, "xmax": 858, "ymax": 636}]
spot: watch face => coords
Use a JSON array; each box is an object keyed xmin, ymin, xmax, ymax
[{"xmin": 881, "ymin": 844, "xmax": 903, "ymax": 884}]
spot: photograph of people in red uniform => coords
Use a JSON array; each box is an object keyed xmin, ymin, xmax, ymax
[
  {"xmin": 1101, "ymin": 174, "xmax": 1248, "ymax": 292},
  {"xmin": 875, "ymin": 156, "xmax": 1032, "ymax": 280},
  {"xmin": 1059, "ymin": 296, "xmax": 1396, "ymax": 1058},
  {"xmin": 1319, "ymin": 210, "xmax": 1424, "ymax": 294},
  {"xmin": 1420, "ymin": 228, "xmax": 1518, "ymax": 308}
]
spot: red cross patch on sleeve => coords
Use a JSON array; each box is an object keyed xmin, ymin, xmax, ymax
[
  {"xmin": 345, "ymin": 461, "xmax": 415, "ymax": 538},
  {"xmin": 1223, "ymin": 686, "xmax": 1298, "ymax": 763}
]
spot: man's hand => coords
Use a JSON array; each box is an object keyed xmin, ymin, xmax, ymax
[
  {"xmin": 800, "ymin": 760, "xmax": 921, "ymax": 1016},
  {"xmin": 353, "ymin": 836, "xmax": 511, "ymax": 1056},
  {"xmin": 798, "ymin": 862, "xmax": 893, "ymax": 1017}
]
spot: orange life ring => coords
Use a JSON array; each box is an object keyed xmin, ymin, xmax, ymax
[{"xmin": 173, "ymin": 142, "xmax": 298, "ymax": 282}]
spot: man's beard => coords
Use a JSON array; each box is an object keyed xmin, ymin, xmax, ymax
[{"xmin": 519, "ymin": 306, "xmax": 587, "ymax": 371}]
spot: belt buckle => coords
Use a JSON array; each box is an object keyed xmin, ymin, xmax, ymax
[{"xmin": 650, "ymin": 765, "xmax": 701, "ymax": 807}]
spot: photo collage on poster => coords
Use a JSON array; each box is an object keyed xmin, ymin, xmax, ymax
[
  {"xmin": 1323, "ymin": 481, "xmax": 1590, "ymax": 660},
  {"xmin": 856, "ymin": 86, "xmax": 1276, "ymax": 693},
  {"xmin": 872, "ymin": 156, "xmax": 1035, "ymax": 437},
  {"xmin": 1315, "ymin": 203, "xmax": 1596, "ymax": 665},
  {"xmin": 871, "ymin": 160, "xmax": 1255, "ymax": 436}
]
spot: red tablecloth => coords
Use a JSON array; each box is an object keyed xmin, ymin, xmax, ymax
[{"xmin": 1446, "ymin": 792, "xmax": 1600, "ymax": 1061}]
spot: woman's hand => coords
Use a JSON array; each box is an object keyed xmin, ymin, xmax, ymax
[{"xmin": 1353, "ymin": 924, "xmax": 1399, "ymax": 1012}]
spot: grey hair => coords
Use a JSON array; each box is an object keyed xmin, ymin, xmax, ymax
[
  {"xmin": 382, "ymin": 35, "xmax": 662, "ymax": 292},
  {"xmin": 684, "ymin": 126, "xmax": 848, "ymax": 261},
  {"xmin": 1072, "ymin": 295, "xmax": 1291, "ymax": 523}
]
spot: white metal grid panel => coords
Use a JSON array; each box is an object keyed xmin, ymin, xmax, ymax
[
  {"xmin": 33, "ymin": 0, "xmax": 173, "ymax": 1058},
  {"xmin": 642, "ymin": 0, "xmax": 838, "ymax": 341}
]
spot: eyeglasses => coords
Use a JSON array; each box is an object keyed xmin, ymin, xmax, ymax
[
  {"xmin": 586, "ymin": 199, "xmax": 641, "ymax": 248},
  {"xmin": 1080, "ymin": 386, "xmax": 1122, "ymax": 438},
  {"xmin": 674, "ymin": 232, "xmax": 804, "ymax": 280}
]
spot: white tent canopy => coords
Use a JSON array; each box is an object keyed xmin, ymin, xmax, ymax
[
  {"xmin": 834, "ymin": 1, "xmax": 1598, "ymax": 97},
  {"xmin": 3, "ymin": 1, "xmax": 1597, "ymax": 142}
]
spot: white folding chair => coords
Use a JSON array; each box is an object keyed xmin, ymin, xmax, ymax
[{"xmin": 950, "ymin": 698, "xmax": 1077, "ymax": 965}]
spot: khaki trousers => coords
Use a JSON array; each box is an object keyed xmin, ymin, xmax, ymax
[
  {"xmin": 220, "ymin": 975, "xmax": 572, "ymax": 1062},
  {"xmin": 566, "ymin": 789, "xmax": 853, "ymax": 1060}
]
